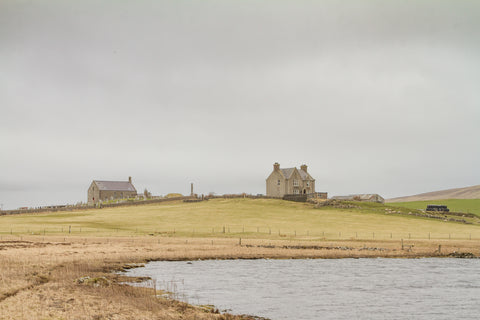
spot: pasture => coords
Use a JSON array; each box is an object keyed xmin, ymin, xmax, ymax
[
  {"xmin": 1, "ymin": 198, "xmax": 479, "ymax": 240},
  {"xmin": 387, "ymin": 199, "xmax": 480, "ymax": 216}
]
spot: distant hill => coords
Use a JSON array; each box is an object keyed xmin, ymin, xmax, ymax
[{"xmin": 387, "ymin": 185, "xmax": 480, "ymax": 203}]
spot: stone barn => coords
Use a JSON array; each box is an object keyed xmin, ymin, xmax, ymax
[
  {"xmin": 87, "ymin": 177, "xmax": 137, "ymax": 205},
  {"xmin": 331, "ymin": 194, "xmax": 385, "ymax": 204}
]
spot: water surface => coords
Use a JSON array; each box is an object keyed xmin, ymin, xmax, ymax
[{"xmin": 125, "ymin": 258, "xmax": 480, "ymax": 320}]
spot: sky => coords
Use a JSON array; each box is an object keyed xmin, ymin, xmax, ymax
[{"xmin": 1, "ymin": 0, "xmax": 479, "ymax": 210}]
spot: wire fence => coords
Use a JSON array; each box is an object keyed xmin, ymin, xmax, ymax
[{"xmin": 0, "ymin": 225, "xmax": 477, "ymax": 241}]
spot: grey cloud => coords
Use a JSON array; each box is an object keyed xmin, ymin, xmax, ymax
[{"xmin": 1, "ymin": 0, "xmax": 479, "ymax": 209}]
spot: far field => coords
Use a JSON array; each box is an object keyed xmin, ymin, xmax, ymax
[
  {"xmin": 1, "ymin": 198, "xmax": 479, "ymax": 240},
  {"xmin": 387, "ymin": 199, "xmax": 480, "ymax": 216}
]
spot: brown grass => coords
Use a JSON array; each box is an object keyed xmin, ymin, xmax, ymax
[{"xmin": 1, "ymin": 235, "xmax": 479, "ymax": 319}]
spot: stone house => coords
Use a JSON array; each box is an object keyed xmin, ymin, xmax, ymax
[
  {"xmin": 266, "ymin": 163, "xmax": 315, "ymax": 197},
  {"xmin": 87, "ymin": 177, "xmax": 137, "ymax": 205}
]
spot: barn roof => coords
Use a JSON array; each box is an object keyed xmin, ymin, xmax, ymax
[
  {"xmin": 331, "ymin": 194, "xmax": 383, "ymax": 200},
  {"xmin": 94, "ymin": 180, "xmax": 136, "ymax": 192}
]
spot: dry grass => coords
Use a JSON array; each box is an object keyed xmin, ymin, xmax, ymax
[
  {"xmin": 1, "ymin": 235, "xmax": 479, "ymax": 319},
  {"xmin": 2, "ymin": 199, "xmax": 480, "ymax": 318}
]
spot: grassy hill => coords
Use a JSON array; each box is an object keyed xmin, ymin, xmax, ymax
[
  {"xmin": 387, "ymin": 199, "xmax": 480, "ymax": 216},
  {"xmin": 1, "ymin": 198, "xmax": 479, "ymax": 240},
  {"xmin": 388, "ymin": 185, "xmax": 480, "ymax": 202}
]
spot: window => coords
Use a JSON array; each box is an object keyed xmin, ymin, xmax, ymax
[
  {"xmin": 277, "ymin": 180, "xmax": 281, "ymax": 185},
  {"xmin": 306, "ymin": 181, "xmax": 310, "ymax": 187},
  {"xmin": 293, "ymin": 180, "xmax": 299, "ymax": 186},
  {"xmin": 294, "ymin": 189, "xmax": 300, "ymax": 194}
]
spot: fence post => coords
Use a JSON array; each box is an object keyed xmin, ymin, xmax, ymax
[{"xmin": 401, "ymin": 239, "xmax": 404, "ymax": 250}]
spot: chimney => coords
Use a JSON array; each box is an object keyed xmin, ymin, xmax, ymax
[
  {"xmin": 128, "ymin": 176, "xmax": 132, "ymax": 184},
  {"xmin": 300, "ymin": 164, "xmax": 307, "ymax": 173},
  {"xmin": 273, "ymin": 162, "xmax": 280, "ymax": 171}
]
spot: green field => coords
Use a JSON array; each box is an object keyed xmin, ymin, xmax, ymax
[
  {"xmin": 1, "ymin": 198, "xmax": 479, "ymax": 240},
  {"xmin": 387, "ymin": 199, "xmax": 480, "ymax": 216}
]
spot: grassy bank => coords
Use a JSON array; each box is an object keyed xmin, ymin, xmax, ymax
[
  {"xmin": 1, "ymin": 198, "xmax": 479, "ymax": 240},
  {"xmin": 386, "ymin": 199, "xmax": 480, "ymax": 216},
  {"xmin": 0, "ymin": 236, "xmax": 480, "ymax": 319},
  {"xmin": 1, "ymin": 236, "xmax": 479, "ymax": 319}
]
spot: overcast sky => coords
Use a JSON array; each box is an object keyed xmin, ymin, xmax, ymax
[{"xmin": 1, "ymin": 0, "xmax": 479, "ymax": 209}]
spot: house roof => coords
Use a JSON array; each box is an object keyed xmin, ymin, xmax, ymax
[
  {"xmin": 280, "ymin": 168, "xmax": 295, "ymax": 179},
  {"xmin": 94, "ymin": 180, "xmax": 136, "ymax": 192},
  {"xmin": 280, "ymin": 167, "xmax": 314, "ymax": 180},
  {"xmin": 298, "ymin": 169, "xmax": 313, "ymax": 180}
]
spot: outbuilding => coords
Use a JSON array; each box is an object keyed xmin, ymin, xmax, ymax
[{"xmin": 87, "ymin": 177, "xmax": 137, "ymax": 205}]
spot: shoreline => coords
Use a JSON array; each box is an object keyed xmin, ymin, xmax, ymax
[{"xmin": 1, "ymin": 236, "xmax": 479, "ymax": 319}]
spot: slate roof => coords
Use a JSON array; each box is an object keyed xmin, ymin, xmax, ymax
[
  {"xmin": 280, "ymin": 167, "xmax": 313, "ymax": 180},
  {"xmin": 298, "ymin": 169, "xmax": 313, "ymax": 180},
  {"xmin": 94, "ymin": 180, "xmax": 136, "ymax": 192},
  {"xmin": 280, "ymin": 168, "xmax": 295, "ymax": 179}
]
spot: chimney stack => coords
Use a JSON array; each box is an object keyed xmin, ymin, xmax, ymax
[
  {"xmin": 128, "ymin": 176, "xmax": 132, "ymax": 184},
  {"xmin": 273, "ymin": 162, "xmax": 280, "ymax": 171},
  {"xmin": 300, "ymin": 164, "xmax": 307, "ymax": 173}
]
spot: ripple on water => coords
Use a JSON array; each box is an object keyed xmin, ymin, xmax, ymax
[{"xmin": 125, "ymin": 258, "xmax": 480, "ymax": 320}]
